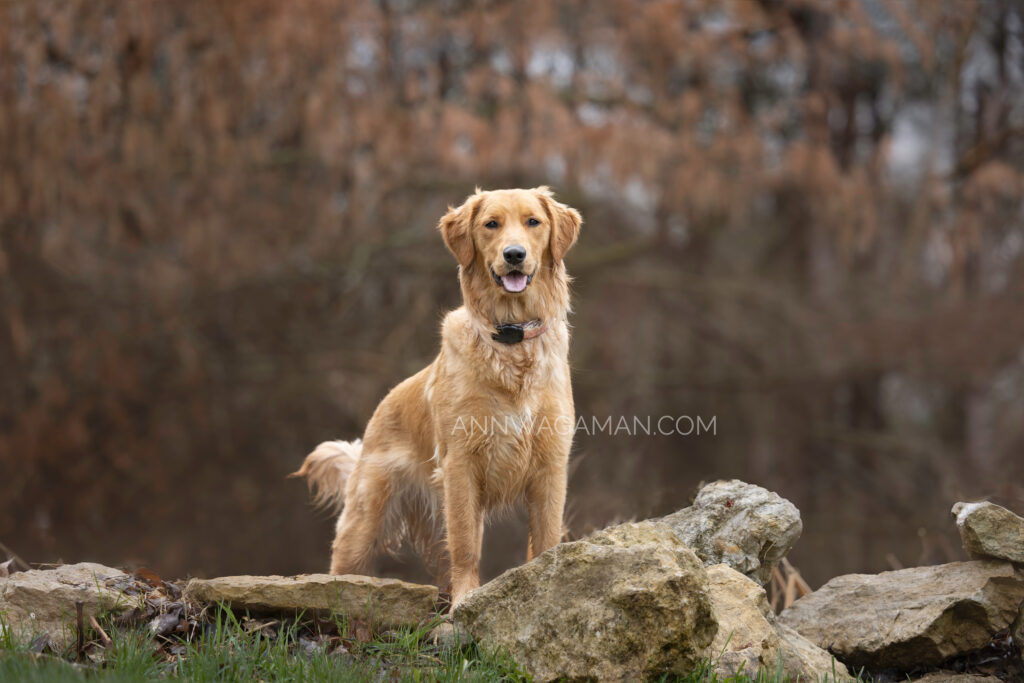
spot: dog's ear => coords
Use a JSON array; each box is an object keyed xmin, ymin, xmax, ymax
[
  {"xmin": 439, "ymin": 195, "xmax": 479, "ymax": 269},
  {"xmin": 537, "ymin": 188, "xmax": 581, "ymax": 264}
]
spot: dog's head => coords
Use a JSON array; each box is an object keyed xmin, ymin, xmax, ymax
[{"xmin": 439, "ymin": 187, "xmax": 581, "ymax": 298}]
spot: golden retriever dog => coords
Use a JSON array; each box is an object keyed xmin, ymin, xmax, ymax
[{"xmin": 294, "ymin": 187, "xmax": 581, "ymax": 605}]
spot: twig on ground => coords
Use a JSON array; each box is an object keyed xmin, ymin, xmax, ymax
[
  {"xmin": 75, "ymin": 601, "xmax": 85, "ymax": 661},
  {"xmin": 89, "ymin": 616, "xmax": 113, "ymax": 648},
  {"xmin": 770, "ymin": 558, "xmax": 811, "ymax": 612}
]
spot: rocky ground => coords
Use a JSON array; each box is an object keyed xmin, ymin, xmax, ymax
[{"xmin": 2, "ymin": 481, "xmax": 1023, "ymax": 681}]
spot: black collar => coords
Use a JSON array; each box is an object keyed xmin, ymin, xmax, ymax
[{"xmin": 492, "ymin": 319, "xmax": 547, "ymax": 345}]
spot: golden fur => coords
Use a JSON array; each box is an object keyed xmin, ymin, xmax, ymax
[{"xmin": 293, "ymin": 187, "xmax": 581, "ymax": 605}]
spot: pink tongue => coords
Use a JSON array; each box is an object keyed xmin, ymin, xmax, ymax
[{"xmin": 501, "ymin": 272, "xmax": 528, "ymax": 292}]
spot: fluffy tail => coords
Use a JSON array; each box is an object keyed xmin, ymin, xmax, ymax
[{"xmin": 290, "ymin": 439, "xmax": 362, "ymax": 512}]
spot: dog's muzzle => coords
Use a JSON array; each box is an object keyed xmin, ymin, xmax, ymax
[{"xmin": 491, "ymin": 268, "xmax": 534, "ymax": 293}]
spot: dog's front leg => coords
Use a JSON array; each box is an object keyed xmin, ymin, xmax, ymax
[
  {"xmin": 442, "ymin": 457, "xmax": 484, "ymax": 606},
  {"xmin": 525, "ymin": 462, "xmax": 568, "ymax": 562}
]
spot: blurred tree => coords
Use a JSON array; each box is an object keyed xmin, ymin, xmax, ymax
[{"xmin": 1, "ymin": 0, "xmax": 1022, "ymax": 585}]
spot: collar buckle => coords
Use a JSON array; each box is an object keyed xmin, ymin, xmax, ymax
[
  {"xmin": 492, "ymin": 323, "xmax": 526, "ymax": 344},
  {"xmin": 491, "ymin": 319, "xmax": 545, "ymax": 345}
]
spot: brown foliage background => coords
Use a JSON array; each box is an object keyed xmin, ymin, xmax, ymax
[{"xmin": 2, "ymin": 0, "xmax": 1023, "ymax": 585}]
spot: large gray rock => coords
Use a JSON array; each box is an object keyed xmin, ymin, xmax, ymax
[
  {"xmin": 183, "ymin": 574, "xmax": 437, "ymax": 628},
  {"xmin": 659, "ymin": 480, "xmax": 802, "ymax": 585},
  {"xmin": 952, "ymin": 501, "xmax": 1024, "ymax": 564},
  {"xmin": 0, "ymin": 563, "xmax": 134, "ymax": 647},
  {"xmin": 706, "ymin": 564, "xmax": 849, "ymax": 681},
  {"xmin": 779, "ymin": 560, "xmax": 1024, "ymax": 670},
  {"xmin": 454, "ymin": 521, "xmax": 717, "ymax": 681}
]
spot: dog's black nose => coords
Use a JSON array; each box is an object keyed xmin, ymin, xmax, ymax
[{"xmin": 503, "ymin": 245, "xmax": 526, "ymax": 265}]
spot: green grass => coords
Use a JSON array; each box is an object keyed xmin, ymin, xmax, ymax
[
  {"xmin": 0, "ymin": 607, "xmax": 858, "ymax": 682},
  {"xmin": 0, "ymin": 606, "xmax": 529, "ymax": 682},
  {"xmin": 680, "ymin": 652, "xmax": 858, "ymax": 683}
]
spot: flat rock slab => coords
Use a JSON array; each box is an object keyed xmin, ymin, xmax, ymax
[
  {"xmin": 779, "ymin": 560, "xmax": 1024, "ymax": 670},
  {"xmin": 0, "ymin": 563, "xmax": 134, "ymax": 648},
  {"xmin": 659, "ymin": 479, "xmax": 802, "ymax": 585},
  {"xmin": 454, "ymin": 521, "xmax": 717, "ymax": 681},
  {"xmin": 183, "ymin": 574, "xmax": 437, "ymax": 628},
  {"xmin": 953, "ymin": 501, "xmax": 1024, "ymax": 564}
]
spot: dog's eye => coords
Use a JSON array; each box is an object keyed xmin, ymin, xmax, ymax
[
  {"xmin": 485, "ymin": 220, "xmax": 499, "ymax": 229},
  {"xmin": 527, "ymin": 217, "xmax": 540, "ymax": 226}
]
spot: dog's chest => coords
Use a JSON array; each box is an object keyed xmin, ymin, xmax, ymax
[
  {"xmin": 473, "ymin": 403, "xmax": 540, "ymax": 502},
  {"xmin": 431, "ymin": 316, "xmax": 572, "ymax": 502},
  {"xmin": 481, "ymin": 341, "xmax": 548, "ymax": 397}
]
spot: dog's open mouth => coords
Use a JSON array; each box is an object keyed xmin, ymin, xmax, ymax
[{"xmin": 491, "ymin": 269, "xmax": 534, "ymax": 293}]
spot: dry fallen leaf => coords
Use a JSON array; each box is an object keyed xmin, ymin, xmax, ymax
[
  {"xmin": 134, "ymin": 567, "xmax": 164, "ymax": 586},
  {"xmin": 28, "ymin": 634, "xmax": 52, "ymax": 654},
  {"xmin": 149, "ymin": 612, "xmax": 181, "ymax": 638},
  {"xmin": 347, "ymin": 618, "xmax": 373, "ymax": 645}
]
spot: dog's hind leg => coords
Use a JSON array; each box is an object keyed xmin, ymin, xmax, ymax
[{"xmin": 328, "ymin": 461, "xmax": 393, "ymax": 575}]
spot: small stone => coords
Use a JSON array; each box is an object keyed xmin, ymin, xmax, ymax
[
  {"xmin": 183, "ymin": 574, "xmax": 437, "ymax": 628},
  {"xmin": 427, "ymin": 620, "xmax": 469, "ymax": 648},
  {"xmin": 952, "ymin": 501, "xmax": 1024, "ymax": 564}
]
